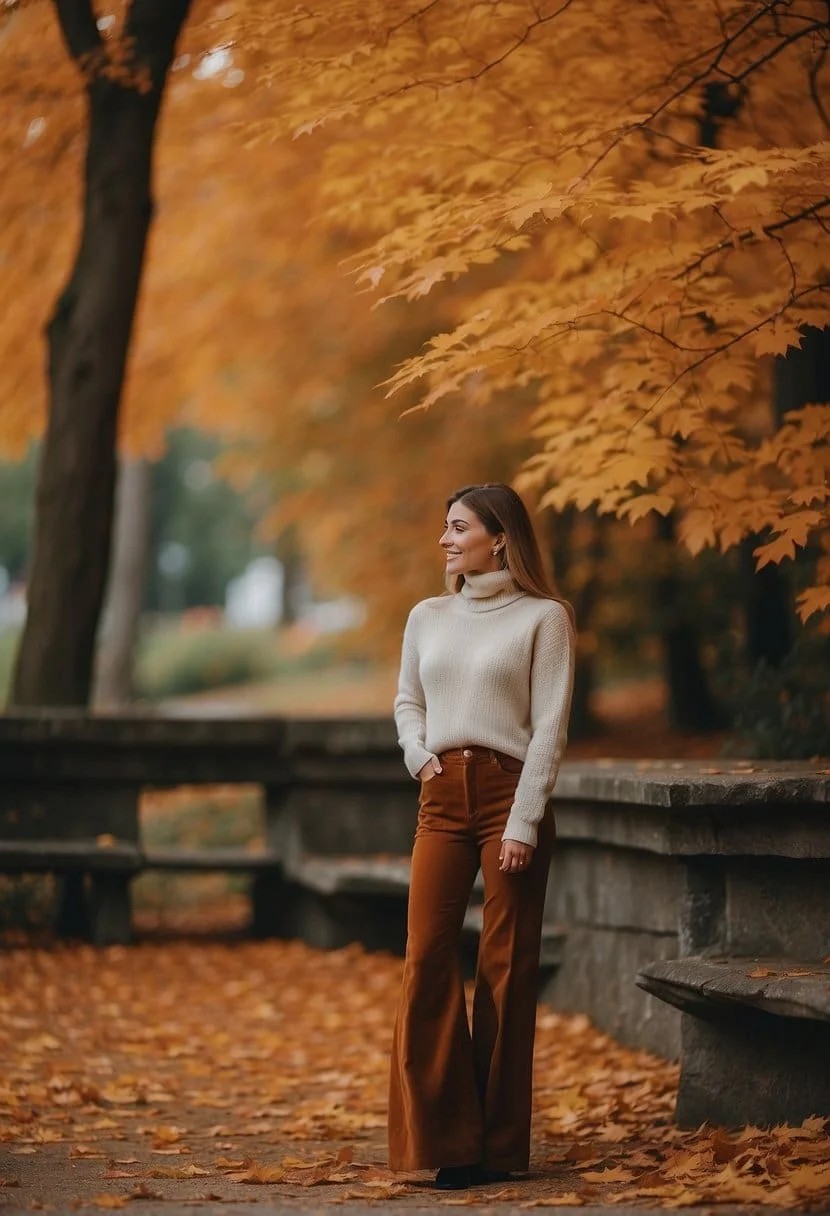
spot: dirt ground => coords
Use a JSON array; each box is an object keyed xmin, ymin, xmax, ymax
[{"xmin": 2, "ymin": 935, "xmax": 829, "ymax": 1215}]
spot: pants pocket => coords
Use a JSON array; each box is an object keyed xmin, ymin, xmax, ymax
[{"xmin": 495, "ymin": 753, "xmax": 524, "ymax": 774}]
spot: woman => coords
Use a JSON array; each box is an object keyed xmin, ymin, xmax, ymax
[{"xmin": 388, "ymin": 482, "xmax": 575, "ymax": 1191}]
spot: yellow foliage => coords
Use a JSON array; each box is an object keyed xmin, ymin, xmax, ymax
[
  {"xmin": 230, "ymin": 0, "xmax": 829, "ymax": 615},
  {"xmin": 1, "ymin": 0, "xmax": 828, "ymax": 622}
]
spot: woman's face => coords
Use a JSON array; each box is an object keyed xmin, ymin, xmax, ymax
[{"xmin": 440, "ymin": 502, "xmax": 503, "ymax": 577}]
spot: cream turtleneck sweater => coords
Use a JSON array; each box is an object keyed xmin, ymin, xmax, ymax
[{"xmin": 393, "ymin": 569, "xmax": 575, "ymax": 847}]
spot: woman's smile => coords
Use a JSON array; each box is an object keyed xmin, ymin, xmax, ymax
[{"xmin": 440, "ymin": 502, "xmax": 502, "ymax": 575}]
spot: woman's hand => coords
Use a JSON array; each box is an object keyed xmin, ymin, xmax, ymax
[
  {"xmin": 417, "ymin": 756, "xmax": 443, "ymax": 782},
  {"xmin": 500, "ymin": 839, "xmax": 534, "ymax": 873}
]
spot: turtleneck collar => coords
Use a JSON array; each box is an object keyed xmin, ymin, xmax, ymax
[{"xmin": 458, "ymin": 568, "xmax": 525, "ymax": 612}]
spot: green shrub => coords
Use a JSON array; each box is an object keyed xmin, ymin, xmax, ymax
[
  {"xmin": 723, "ymin": 632, "xmax": 830, "ymax": 759},
  {"xmin": 0, "ymin": 874, "xmax": 53, "ymax": 933},
  {"xmin": 3, "ymin": 621, "xmax": 334, "ymax": 705},
  {"xmin": 134, "ymin": 786, "xmax": 264, "ymax": 914},
  {"xmin": 134, "ymin": 626, "xmax": 283, "ymax": 700}
]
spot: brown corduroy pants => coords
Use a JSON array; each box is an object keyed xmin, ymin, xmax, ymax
[{"xmin": 388, "ymin": 746, "xmax": 555, "ymax": 1172}]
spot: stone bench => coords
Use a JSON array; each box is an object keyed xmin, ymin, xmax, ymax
[
  {"xmin": 0, "ymin": 837, "xmax": 142, "ymax": 944},
  {"xmin": 637, "ymin": 955, "xmax": 830, "ymax": 1127},
  {"xmin": 0, "ymin": 712, "xmax": 296, "ymax": 943},
  {"xmin": 542, "ymin": 759, "xmax": 829, "ymax": 1128},
  {"xmin": 0, "ymin": 714, "xmax": 437, "ymax": 946},
  {"xmin": 275, "ymin": 851, "xmax": 566, "ymax": 973},
  {"xmin": 273, "ymin": 852, "xmax": 412, "ymax": 953},
  {"xmin": 141, "ymin": 846, "xmax": 284, "ymax": 938}
]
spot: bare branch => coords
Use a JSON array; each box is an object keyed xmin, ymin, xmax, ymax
[
  {"xmin": 808, "ymin": 40, "xmax": 830, "ymax": 129},
  {"xmin": 383, "ymin": 0, "xmax": 444, "ymax": 44},
  {"xmin": 726, "ymin": 20, "xmax": 828, "ymax": 85},
  {"xmin": 123, "ymin": 0, "xmax": 193, "ymax": 91},
  {"xmin": 52, "ymin": 0, "xmax": 104, "ymax": 65},
  {"xmin": 578, "ymin": 12, "xmax": 826, "ymax": 186},
  {"xmin": 346, "ymin": 0, "xmax": 577, "ymax": 109},
  {"xmin": 683, "ymin": 199, "xmax": 830, "ymax": 277},
  {"xmin": 624, "ymin": 283, "xmax": 830, "ymax": 429}
]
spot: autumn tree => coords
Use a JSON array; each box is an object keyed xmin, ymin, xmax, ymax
[
  {"xmin": 1, "ymin": 1, "xmax": 382, "ymax": 707},
  {"xmin": 3, "ymin": 0, "xmax": 827, "ymax": 726},
  {"xmin": 7, "ymin": 0, "xmax": 191, "ymax": 707},
  {"xmin": 238, "ymin": 0, "xmax": 829, "ymax": 624}
]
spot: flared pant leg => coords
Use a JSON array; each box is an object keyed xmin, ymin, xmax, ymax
[
  {"xmin": 473, "ymin": 811, "xmax": 555, "ymax": 1171},
  {"xmin": 388, "ymin": 770, "xmax": 482, "ymax": 1170},
  {"xmin": 388, "ymin": 751, "xmax": 555, "ymax": 1173}
]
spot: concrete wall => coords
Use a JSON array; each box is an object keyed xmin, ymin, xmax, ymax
[
  {"xmin": 2, "ymin": 715, "xmax": 827, "ymax": 1066},
  {"xmin": 543, "ymin": 841, "xmax": 683, "ymax": 1057}
]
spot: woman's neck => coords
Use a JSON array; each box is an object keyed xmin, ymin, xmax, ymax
[{"xmin": 458, "ymin": 568, "xmax": 524, "ymax": 612}]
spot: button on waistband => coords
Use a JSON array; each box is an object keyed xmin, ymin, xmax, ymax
[{"xmin": 462, "ymin": 748, "xmax": 473, "ymax": 758}]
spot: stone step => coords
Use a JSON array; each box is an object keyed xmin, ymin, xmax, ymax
[
  {"xmin": 286, "ymin": 853, "xmax": 411, "ymax": 897},
  {"xmin": 637, "ymin": 955, "xmax": 830, "ymax": 1022}
]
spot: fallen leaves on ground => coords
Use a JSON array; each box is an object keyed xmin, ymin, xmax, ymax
[{"xmin": 0, "ymin": 937, "xmax": 828, "ymax": 1208}]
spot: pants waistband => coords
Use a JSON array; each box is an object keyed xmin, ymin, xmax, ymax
[{"xmin": 439, "ymin": 746, "xmax": 521, "ymax": 767}]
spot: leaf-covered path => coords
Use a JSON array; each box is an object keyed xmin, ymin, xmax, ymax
[{"xmin": 1, "ymin": 937, "xmax": 828, "ymax": 1212}]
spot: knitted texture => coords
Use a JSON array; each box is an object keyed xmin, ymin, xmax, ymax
[{"xmin": 394, "ymin": 569, "xmax": 575, "ymax": 847}]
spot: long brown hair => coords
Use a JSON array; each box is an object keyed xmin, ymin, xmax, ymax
[{"xmin": 446, "ymin": 483, "xmax": 575, "ymax": 627}]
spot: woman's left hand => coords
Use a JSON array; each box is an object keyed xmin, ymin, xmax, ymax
[{"xmin": 499, "ymin": 839, "xmax": 534, "ymax": 873}]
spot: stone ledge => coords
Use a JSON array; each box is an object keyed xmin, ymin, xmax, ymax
[
  {"xmin": 553, "ymin": 802, "xmax": 830, "ymax": 857},
  {"xmin": 143, "ymin": 847, "xmax": 281, "ymax": 872},
  {"xmin": 286, "ymin": 853, "xmax": 412, "ymax": 897},
  {"xmin": 554, "ymin": 759, "xmax": 829, "ymax": 806},
  {"xmin": 2, "ymin": 714, "xmax": 826, "ymax": 802},
  {"xmin": 0, "ymin": 710, "xmax": 290, "ymax": 747},
  {"xmin": 637, "ymin": 955, "xmax": 830, "ymax": 1022},
  {"xmin": 0, "ymin": 838, "xmax": 142, "ymax": 871}
]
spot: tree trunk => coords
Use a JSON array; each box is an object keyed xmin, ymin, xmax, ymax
[
  {"xmin": 93, "ymin": 457, "xmax": 152, "ymax": 709},
  {"xmin": 10, "ymin": 0, "xmax": 191, "ymax": 708},
  {"xmin": 647, "ymin": 80, "xmax": 736, "ymax": 733},
  {"xmin": 740, "ymin": 326, "xmax": 829, "ymax": 666},
  {"xmin": 738, "ymin": 546, "xmax": 792, "ymax": 668},
  {"xmin": 275, "ymin": 526, "xmax": 306, "ymax": 627},
  {"xmin": 654, "ymin": 512, "xmax": 725, "ymax": 732},
  {"xmin": 548, "ymin": 506, "xmax": 604, "ymax": 738}
]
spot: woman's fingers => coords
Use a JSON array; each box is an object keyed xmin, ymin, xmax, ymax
[
  {"xmin": 417, "ymin": 755, "xmax": 443, "ymax": 782},
  {"xmin": 500, "ymin": 842, "xmax": 533, "ymax": 873}
]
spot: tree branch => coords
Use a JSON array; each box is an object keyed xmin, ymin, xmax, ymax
[
  {"xmin": 623, "ymin": 283, "xmax": 830, "ymax": 432},
  {"xmin": 808, "ymin": 39, "xmax": 830, "ymax": 129},
  {"xmin": 52, "ymin": 0, "xmax": 104, "ymax": 65},
  {"xmin": 123, "ymin": 0, "xmax": 193, "ymax": 91},
  {"xmin": 578, "ymin": 12, "xmax": 826, "ymax": 186},
  {"xmin": 683, "ymin": 198, "xmax": 830, "ymax": 277},
  {"xmin": 383, "ymin": 0, "xmax": 444, "ymax": 44},
  {"xmin": 338, "ymin": 0, "xmax": 577, "ymax": 110}
]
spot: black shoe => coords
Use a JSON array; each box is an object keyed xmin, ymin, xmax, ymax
[
  {"xmin": 472, "ymin": 1166, "xmax": 515, "ymax": 1185},
  {"xmin": 434, "ymin": 1165, "xmax": 476, "ymax": 1190}
]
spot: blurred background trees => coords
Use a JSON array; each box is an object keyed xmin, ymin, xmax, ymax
[{"xmin": 0, "ymin": 0, "xmax": 827, "ymax": 755}]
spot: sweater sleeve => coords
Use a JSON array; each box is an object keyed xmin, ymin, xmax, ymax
[
  {"xmin": 393, "ymin": 606, "xmax": 436, "ymax": 779},
  {"xmin": 502, "ymin": 602, "xmax": 575, "ymax": 848}
]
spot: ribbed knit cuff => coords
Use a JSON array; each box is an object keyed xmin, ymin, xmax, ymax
[
  {"xmin": 501, "ymin": 813, "xmax": 539, "ymax": 849},
  {"xmin": 403, "ymin": 743, "xmax": 436, "ymax": 780}
]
